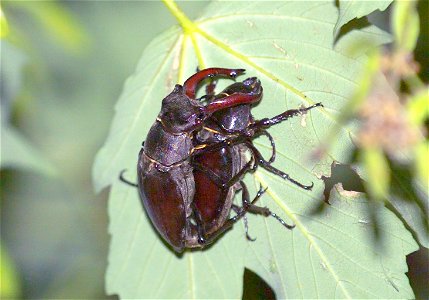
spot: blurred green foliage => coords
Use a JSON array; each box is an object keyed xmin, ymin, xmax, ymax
[
  {"xmin": 0, "ymin": 6, "xmax": 9, "ymax": 38},
  {"xmin": 0, "ymin": 245, "xmax": 21, "ymax": 299},
  {"xmin": 1, "ymin": 1, "xmax": 206, "ymax": 298},
  {"xmin": 318, "ymin": 0, "xmax": 428, "ymax": 248}
]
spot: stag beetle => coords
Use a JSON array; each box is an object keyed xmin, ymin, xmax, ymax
[
  {"xmin": 121, "ymin": 68, "xmax": 323, "ymax": 253},
  {"xmin": 124, "ymin": 68, "xmax": 266, "ymax": 253},
  {"xmin": 192, "ymin": 74, "xmax": 323, "ymax": 240}
]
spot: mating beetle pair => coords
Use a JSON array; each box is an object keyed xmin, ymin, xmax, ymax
[{"xmin": 121, "ymin": 68, "xmax": 322, "ymax": 253}]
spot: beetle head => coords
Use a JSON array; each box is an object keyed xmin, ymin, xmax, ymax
[
  {"xmin": 242, "ymin": 77, "xmax": 262, "ymax": 95},
  {"xmin": 219, "ymin": 76, "xmax": 262, "ymax": 97},
  {"xmin": 159, "ymin": 85, "xmax": 207, "ymax": 134}
]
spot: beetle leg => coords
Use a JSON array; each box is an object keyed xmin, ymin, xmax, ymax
[
  {"xmin": 205, "ymin": 78, "xmax": 217, "ymax": 96},
  {"xmin": 196, "ymin": 94, "xmax": 213, "ymax": 103},
  {"xmin": 190, "ymin": 184, "xmax": 254, "ymax": 248},
  {"xmin": 191, "ymin": 202, "xmax": 208, "ymax": 245},
  {"xmin": 232, "ymin": 204, "xmax": 255, "ymax": 241},
  {"xmin": 221, "ymin": 158, "xmax": 254, "ymax": 189},
  {"xmin": 191, "ymin": 135, "xmax": 247, "ymax": 157},
  {"xmin": 244, "ymin": 141, "xmax": 315, "ymax": 190},
  {"xmin": 119, "ymin": 169, "xmax": 138, "ymax": 187},
  {"xmin": 194, "ymin": 80, "xmax": 218, "ymax": 103},
  {"xmin": 193, "ymin": 157, "xmax": 254, "ymax": 190},
  {"xmin": 243, "ymin": 184, "xmax": 295, "ymax": 230},
  {"xmin": 249, "ymin": 102, "xmax": 323, "ymax": 130},
  {"xmin": 258, "ymin": 129, "xmax": 276, "ymax": 164},
  {"xmin": 183, "ymin": 68, "xmax": 245, "ymax": 99},
  {"xmin": 194, "ymin": 137, "xmax": 314, "ymax": 190}
]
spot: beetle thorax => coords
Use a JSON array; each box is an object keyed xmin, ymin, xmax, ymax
[{"xmin": 143, "ymin": 122, "xmax": 193, "ymax": 166}]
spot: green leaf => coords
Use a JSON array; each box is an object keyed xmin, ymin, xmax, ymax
[
  {"xmin": 334, "ymin": 0, "xmax": 392, "ymax": 37},
  {"xmin": 0, "ymin": 41, "xmax": 27, "ymax": 123},
  {"xmin": 1, "ymin": 125, "xmax": 57, "ymax": 176},
  {"xmin": 389, "ymin": 186, "xmax": 429, "ymax": 248},
  {"xmin": 94, "ymin": 1, "xmax": 417, "ymax": 298},
  {"xmin": 0, "ymin": 245, "xmax": 21, "ymax": 299},
  {"xmin": 407, "ymin": 88, "xmax": 429, "ymax": 126},
  {"xmin": 360, "ymin": 147, "xmax": 390, "ymax": 201},
  {"xmin": 392, "ymin": 0, "xmax": 420, "ymax": 51},
  {"xmin": 388, "ymin": 163, "xmax": 429, "ymax": 248},
  {"xmin": 0, "ymin": 6, "xmax": 9, "ymax": 38},
  {"xmin": 415, "ymin": 141, "xmax": 429, "ymax": 190},
  {"xmin": 7, "ymin": 1, "xmax": 89, "ymax": 53}
]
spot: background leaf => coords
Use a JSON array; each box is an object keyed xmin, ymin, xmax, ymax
[
  {"xmin": 0, "ymin": 41, "xmax": 56, "ymax": 176},
  {"xmin": 0, "ymin": 125, "xmax": 57, "ymax": 176},
  {"xmin": 94, "ymin": 1, "xmax": 418, "ymax": 298}
]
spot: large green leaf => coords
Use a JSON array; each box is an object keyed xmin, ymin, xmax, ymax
[{"xmin": 93, "ymin": 1, "xmax": 417, "ymax": 298}]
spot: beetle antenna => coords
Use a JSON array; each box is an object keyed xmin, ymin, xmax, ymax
[{"xmin": 119, "ymin": 169, "xmax": 138, "ymax": 187}]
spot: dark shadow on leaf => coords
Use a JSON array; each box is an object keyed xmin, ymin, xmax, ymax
[
  {"xmin": 407, "ymin": 246, "xmax": 429, "ymax": 300},
  {"xmin": 335, "ymin": 15, "xmax": 374, "ymax": 45},
  {"xmin": 243, "ymin": 268, "xmax": 276, "ymax": 300}
]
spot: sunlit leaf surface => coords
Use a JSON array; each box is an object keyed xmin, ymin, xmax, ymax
[{"xmin": 93, "ymin": 1, "xmax": 417, "ymax": 298}]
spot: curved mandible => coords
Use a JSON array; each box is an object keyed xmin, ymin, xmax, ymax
[
  {"xmin": 183, "ymin": 68, "xmax": 245, "ymax": 99},
  {"xmin": 204, "ymin": 88, "xmax": 263, "ymax": 114}
]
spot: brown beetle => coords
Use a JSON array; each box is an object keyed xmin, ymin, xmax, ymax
[
  {"xmin": 191, "ymin": 76, "xmax": 322, "ymax": 240},
  {"xmin": 136, "ymin": 68, "xmax": 261, "ymax": 252},
  {"xmin": 121, "ymin": 68, "xmax": 322, "ymax": 252}
]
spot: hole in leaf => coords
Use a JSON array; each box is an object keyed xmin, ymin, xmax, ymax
[{"xmin": 321, "ymin": 162, "xmax": 365, "ymax": 203}]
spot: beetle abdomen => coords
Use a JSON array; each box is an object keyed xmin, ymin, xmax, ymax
[
  {"xmin": 193, "ymin": 147, "xmax": 236, "ymax": 233},
  {"xmin": 138, "ymin": 152, "xmax": 194, "ymax": 253}
]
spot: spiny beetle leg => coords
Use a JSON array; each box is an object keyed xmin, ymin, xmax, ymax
[
  {"xmin": 119, "ymin": 169, "xmax": 138, "ymax": 187},
  {"xmin": 205, "ymin": 78, "xmax": 217, "ymax": 96},
  {"xmin": 259, "ymin": 129, "xmax": 276, "ymax": 164},
  {"xmin": 232, "ymin": 204, "xmax": 255, "ymax": 241},
  {"xmin": 244, "ymin": 141, "xmax": 314, "ymax": 190},
  {"xmin": 250, "ymin": 102, "xmax": 323, "ymax": 130},
  {"xmin": 191, "ymin": 202, "xmax": 207, "ymax": 245},
  {"xmin": 183, "ymin": 68, "xmax": 245, "ymax": 99},
  {"xmin": 193, "ymin": 158, "xmax": 254, "ymax": 191},
  {"xmin": 244, "ymin": 184, "xmax": 295, "ymax": 230}
]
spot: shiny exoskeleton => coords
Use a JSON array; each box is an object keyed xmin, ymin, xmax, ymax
[
  {"xmin": 136, "ymin": 68, "xmax": 261, "ymax": 253},
  {"xmin": 192, "ymin": 76, "xmax": 323, "ymax": 240},
  {"xmin": 191, "ymin": 76, "xmax": 265, "ymax": 241},
  {"xmin": 120, "ymin": 68, "xmax": 323, "ymax": 253}
]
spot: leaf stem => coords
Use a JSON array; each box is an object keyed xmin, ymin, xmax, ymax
[
  {"xmin": 163, "ymin": 0, "xmax": 205, "ymax": 70},
  {"xmin": 162, "ymin": 0, "xmax": 317, "ymax": 106},
  {"xmin": 162, "ymin": 0, "xmax": 196, "ymax": 34}
]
